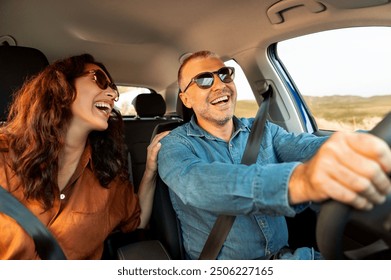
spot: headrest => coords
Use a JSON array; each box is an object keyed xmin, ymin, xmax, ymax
[
  {"xmin": 132, "ymin": 93, "xmax": 166, "ymax": 118},
  {"xmin": 176, "ymin": 94, "xmax": 193, "ymax": 122},
  {"xmin": 0, "ymin": 46, "xmax": 49, "ymax": 121}
]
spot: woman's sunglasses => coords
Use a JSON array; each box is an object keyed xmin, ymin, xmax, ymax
[
  {"xmin": 183, "ymin": 66, "xmax": 235, "ymax": 92},
  {"xmin": 81, "ymin": 69, "xmax": 119, "ymax": 101}
]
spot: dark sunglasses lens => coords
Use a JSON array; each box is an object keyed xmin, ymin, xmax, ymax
[
  {"xmin": 95, "ymin": 70, "xmax": 119, "ymax": 101},
  {"xmin": 109, "ymin": 83, "xmax": 118, "ymax": 91},
  {"xmin": 195, "ymin": 73, "xmax": 214, "ymax": 89},
  {"xmin": 94, "ymin": 70, "xmax": 109, "ymax": 90},
  {"xmin": 218, "ymin": 67, "xmax": 234, "ymax": 83}
]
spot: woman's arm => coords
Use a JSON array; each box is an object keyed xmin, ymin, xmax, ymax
[{"xmin": 137, "ymin": 131, "xmax": 170, "ymax": 228}]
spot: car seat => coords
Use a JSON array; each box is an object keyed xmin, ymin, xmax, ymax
[
  {"xmin": 0, "ymin": 45, "xmax": 49, "ymax": 122},
  {"xmin": 149, "ymin": 95, "xmax": 193, "ymax": 259},
  {"xmin": 122, "ymin": 92, "xmax": 176, "ymax": 189},
  {"xmin": 132, "ymin": 92, "xmax": 166, "ymax": 118},
  {"xmin": 103, "ymin": 92, "xmax": 177, "ymax": 259}
]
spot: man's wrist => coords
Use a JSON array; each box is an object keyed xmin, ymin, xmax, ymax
[{"xmin": 288, "ymin": 163, "xmax": 307, "ymax": 205}]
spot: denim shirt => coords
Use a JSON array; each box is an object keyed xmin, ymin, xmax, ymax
[{"xmin": 158, "ymin": 116, "xmax": 328, "ymax": 260}]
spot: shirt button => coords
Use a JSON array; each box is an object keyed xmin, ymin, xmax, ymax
[{"xmin": 60, "ymin": 194, "xmax": 66, "ymax": 200}]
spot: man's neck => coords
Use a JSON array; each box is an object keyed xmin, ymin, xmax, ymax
[{"xmin": 197, "ymin": 118, "xmax": 234, "ymax": 142}]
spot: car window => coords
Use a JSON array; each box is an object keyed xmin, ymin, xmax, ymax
[
  {"xmin": 225, "ymin": 60, "xmax": 258, "ymax": 118},
  {"xmin": 276, "ymin": 27, "xmax": 391, "ymax": 132},
  {"xmin": 116, "ymin": 86, "xmax": 151, "ymax": 116}
]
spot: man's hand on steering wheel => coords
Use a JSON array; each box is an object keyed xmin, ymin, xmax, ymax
[
  {"xmin": 315, "ymin": 112, "xmax": 391, "ymax": 259},
  {"xmin": 289, "ymin": 127, "xmax": 391, "ymax": 210}
]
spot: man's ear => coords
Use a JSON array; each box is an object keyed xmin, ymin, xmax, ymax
[{"xmin": 179, "ymin": 92, "xmax": 192, "ymax": 109}]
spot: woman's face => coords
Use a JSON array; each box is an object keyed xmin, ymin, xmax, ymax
[{"xmin": 71, "ymin": 63, "xmax": 118, "ymax": 134}]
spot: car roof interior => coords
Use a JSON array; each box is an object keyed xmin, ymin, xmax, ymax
[
  {"xmin": 2, "ymin": 0, "xmax": 391, "ymax": 262},
  {"xmin": 2, "ymin": 0, "xmax": 391, "ymax": 97}
]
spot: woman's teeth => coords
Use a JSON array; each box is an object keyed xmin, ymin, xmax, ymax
[{"xmin": 94, "ymin": 102, "xmax": 112, "ymax": 114}]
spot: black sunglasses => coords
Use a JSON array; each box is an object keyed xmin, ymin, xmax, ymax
[
  {"xmin": 81, "ymin": 69, "xmax": 119, "ymax": 101},
  {"xmin": 182, "ymin": 66, "xmax": 235, "ymax": 92}
]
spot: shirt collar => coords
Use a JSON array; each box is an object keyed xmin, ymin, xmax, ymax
[
  {"xmin": 65, "ymin": 143, "xmax": 93, "ymax": 188},
  {"xmin": 81, "ymin": 143, "xmax": 93, "ymax": 170}
]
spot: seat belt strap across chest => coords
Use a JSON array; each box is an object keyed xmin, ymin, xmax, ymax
[
  {"xmin": 198, "ymin": 86, "xmax": 272, "ymax": 260},
  {"xmin": 0, "ymin": 186, "xmax": 67, "ymax": 259}
]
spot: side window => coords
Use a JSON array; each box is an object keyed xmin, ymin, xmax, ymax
[
  {"xmin": 225, "ymin": 60, "xmax": 258, "ymax": 118},
  {"xmin": 276, "ymin": 27, "xmax": 391, "ymax": 131},
  {"xmin": 115, "ymin": 86, "xmax": 151, "ymax": 116}
]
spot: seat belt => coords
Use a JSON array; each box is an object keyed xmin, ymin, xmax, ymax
[
  {"xmin": 198, "ymin": 86, "xmax": 272, "ymax": 260},
  {"xmin": 0, "ymin": 186, "xmax": 67, "ymax": 259}
]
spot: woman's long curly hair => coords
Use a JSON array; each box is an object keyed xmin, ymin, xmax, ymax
[{"xmin": 2, "ymin": 54, "xmax": 129, "ymax": 209}]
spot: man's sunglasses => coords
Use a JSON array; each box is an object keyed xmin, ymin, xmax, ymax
[
  {"xmin": 183, "ymin": 66, "xmax": 235, "ymax": 92},
  {"xmin": 81, "ymin": 69, "xmax": 119, "ymax": 101}
]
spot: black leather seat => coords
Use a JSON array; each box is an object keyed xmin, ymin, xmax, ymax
[
  {"xmin": 149, "ymin": 96, "xmax": 193, "ymax": 259},
  {"xmin": 132, "ymin": 93, "xmax": 166, "ymax": 118},
  {"xmin": 104, "ymin": 93, "xmax": 185, "ymax": 259},
  {"xmin": 103, "ymin": 92, "xmax": 175, "ymax": 258},
  {"xmin": 0, "ymin": 45, "xmax": 49, "ymax": 121},
  {"xmin": 123, "ymin": 92, "xmax": 176, "ymax": 189}
]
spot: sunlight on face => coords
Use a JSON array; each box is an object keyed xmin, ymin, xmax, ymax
[
  {"xmin": 70, "ymin": 64, "xmax": 115, "ymax": 135},
  {"xmin": 180, "ymin": 57, "xmax": 237, "ymax": 129}
]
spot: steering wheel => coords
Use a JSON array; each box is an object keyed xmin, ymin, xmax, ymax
[{"xmin": 316, "ymin": 112, "xmax": 391, "ymax": 260}]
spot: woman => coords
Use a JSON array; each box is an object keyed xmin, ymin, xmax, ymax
[{"xmin": 0, "ymin": 54, "xmax": 168, "ymax": 259}]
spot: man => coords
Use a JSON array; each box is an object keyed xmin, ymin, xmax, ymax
[{"xmin": 157, "ymin": 50, "xmax": 391, "ymax": 259}]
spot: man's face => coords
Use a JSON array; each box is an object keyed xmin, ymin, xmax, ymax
[{"xmin": 179, "ymin": 57, "xmax": 237, "ymax": 129}]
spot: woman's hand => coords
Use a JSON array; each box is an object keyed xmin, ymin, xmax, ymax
[
  {"xmin": 145, "ymin": 131, "xmax": 170, "ymax": 175},
  {"xmin": 137, "ymin": 130, "xmax": 170, "ymax": 228}
]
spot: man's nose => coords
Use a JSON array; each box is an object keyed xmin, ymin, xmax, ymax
[{"xmin": 212, "ymin": 74, "xmax": 225, "ymax": 89}]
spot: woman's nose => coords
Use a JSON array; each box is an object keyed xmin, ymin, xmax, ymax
[{"xmin": 105, "ymin": 88, "xmax": 119, "ymax": 101}]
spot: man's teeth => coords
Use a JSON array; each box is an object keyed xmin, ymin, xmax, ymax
[{"xmin": 211, "ymin": 96, "xmax": 229, "ymax": 105}]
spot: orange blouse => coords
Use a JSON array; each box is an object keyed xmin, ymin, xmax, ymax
[{"xmin": 0, "ymin": 136, "xmax": 141, "ymax": 259}]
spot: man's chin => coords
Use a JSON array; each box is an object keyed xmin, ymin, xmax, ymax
[{"xmin": 215, "ymin": 115, "xmax": 234, "ymax": 126}]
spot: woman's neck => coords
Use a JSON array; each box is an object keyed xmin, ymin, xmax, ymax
[{"xmin": 57, "ymin": 126, "xmax": 89, "ymax": 191}]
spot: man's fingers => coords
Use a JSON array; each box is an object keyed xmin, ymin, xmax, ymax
[{"xmin": 346, "ymin": 133, "xmax": 391, "ymax": 173}]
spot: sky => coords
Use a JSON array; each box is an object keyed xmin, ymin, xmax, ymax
[
  {"xmin": 225, "ymin": 60, "xmax": 255, "ymax": 100},
  {"xmin": 277, "ymin": 27, "xmax": 391, "ymax": 97}
]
